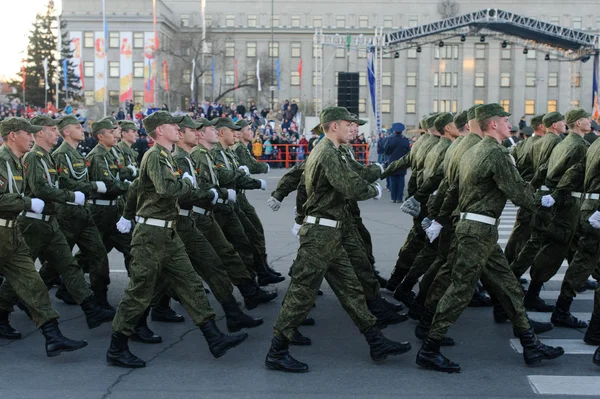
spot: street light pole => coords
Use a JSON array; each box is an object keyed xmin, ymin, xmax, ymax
[{"xmin": 270, "ymin": 0, "xmax": 274, "ymax": 111}]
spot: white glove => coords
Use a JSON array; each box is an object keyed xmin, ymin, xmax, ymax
[
  {"xmin": 116, "ymin": 216, "xmax": 132, "ymax": 234},
  {"xmin": 266, "ymin": 163, "xmax": 271, "ymax": 173},
  {"xmin": 182, "ymin": 172, "xmax": 194, "ymax": 185},
  {"xmin": 94, "ymin": 181, "xmax": 107, "ymax": 194},
  {"xmin": 259, "ymin": 179, "xmax": 267, "ymax": 190},
  {"xmin": 373, "ymin": 182, "xmax": 382, "ymax": 200},
  {"xmin": 293, "ymin": 206, "xmax": 298, "ymax": 217},
  {"xmin": 267, "ymin": 196, "xmax": 281, "ymax": 211},
  {"xmin": 421, "ymin": 217, "xmax": 433, "ymax": 230},
  {"xmin": 375, "ymin": 162, "xmax": 385, "ymax": 174},
  {"xmin": 541, "ymin": 194, "xmax": 556, "ymax": 208},
  {"xmin": 227, "ymin": 189, "xmax": 237, "ymax": 203},
  {"xmin": 291, "ymin": 223, "xmax": 302, "ymax": 239},
  {"xmin": 426, "ymin": 221, "xmax": 443, "ymax": 243},
  {"xmin": 589, "ymin": 211, "xmax": 600, "ymax": 229},
  {"xmin": 238, "ymin": 165, "xmax": 250, "ymax": 176},
  {"xmin": 30, "ymin": 198, "xmax": 45, "ymax": 214},
  {"xmin": 73, "ymin": 191, "xmax": 85, "ymax": 206},
  {"xmin": 127, "ymin": 164, "xmax": 138, "ymax": 177},
  {"xmin": 209, "ymin": 188, "xmax": 218, "ymax": 205},
  {"xmin": 400, "ymin": 196, "xmax": 421, "ymax": 217}
]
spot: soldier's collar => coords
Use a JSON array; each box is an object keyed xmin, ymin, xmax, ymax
[
  {"xmin": 174, "ymin": 145, "xmax": 191, "ymax": 155},
  {"xmin": 1, "ymin": 144, "xmax": 22, "ymax": 163}
]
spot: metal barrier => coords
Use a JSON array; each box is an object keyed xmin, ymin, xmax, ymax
[{"xmin": 252, "ymin": 144, "xmax": 370, "ymax": 168}]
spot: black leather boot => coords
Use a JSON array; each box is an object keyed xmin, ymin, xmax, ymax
[
  {"xmin": 199, "ymin": 319, "xmax": 248, "ymax": 358},
  {"xmin": 301, "ymin": 317, "xmax": 315, "ymax": 326},
  {"xmin": 576, "ymin": 279, "xmax": 598, "ymax": 293},
  {"xmin": 290, "ymin": 329, "xmax": 311, "ymax": 346},
  {"xmin": 375, "ymin": 270, "xmax": 388, "ymax": 288},
  {"xmin": 408, "ymin": 299, "xmax": 425, "ymax": 321},
  {"xmin": 238, "ymin": 280, "xmax": 278, "ymax": 310},
  {"xmin": 415, "ymin": 308, "xmax": 455, "ymax": 346},
  {"xmin": 512, "ymin": 317, "xmax": 554, "ymax": 337},
  {"xmin": 392, "ymin": 286, "xmax": 416, "ymax": 307},
  {"xmin": 366, "ymin": 296, "xmax": 408, "ymax": 329},
  {"xmin": 468, "ymin": 289, "xmax": 493, "ymax": 307},
  {"xmin": 151, "ymin": 295, "xmax": 185, "ymax": 323},
  {"xmin": 263, "ymin": 255, "xmax": 282, "ymax": 277},
  {"xmin": 40, "ymin": 320, "xmax": 88, "ymax": 357},
  {"xmin": 106, "ymin": 332, "xmax": 146, "ymax": 368},
  {"xmin": 381, "ymin": 296, "xmax": 404, "ymax": 313},
  {"xmin": 94, "ymin": 290, "xmax": 115, "ymax": 311},
  {"xmin": 0, "ymin": 311, "xmax": 21, "ymax": 339},
  {"xmin": 80, "ymin": 295, "xmax": 116, "ymax": 329},
  {"xmin": 55, "ymin": 284, "xmax": 76, "ymax": 305},
  {"xmin": 257, "ymin": 272, "xmax": 285, "ymax": 286},
  {"xmin": 364, "ymin": 326, "xmax": 411, "ymax": 361},
  {"xmin": 551, "ymin": 294, "xmax": 588, "ymax": 329},
  {"xmin": 265, "ymin": 334, "xmax": 309, "ymax": 372},
  {"xmin": 222, "ymin": 297, "xmax": 263, "ymax": 332},
  {"xmin": 584, "ymin": 313, "xmax": 600, "ymax": 345},
  {"xmin": 524, "ymin": 282, "xmax": 555, "ymax": 312},
  {"xmin": 131, "ymin": 308, "xmax": 162, "ymax": 344},
  {"xmin": 416, "ymin": 336, "xmax": 461, "ymax": 373},
  {"xmin": 518, "ymin": 328, "xmax": 564, "ymax": 365},
  {"xmin": 493, "ymin": 304, "xmax": 509, "ymax": 323},
  {"xmin": 593, "ymin": 346, "xmax": 600, "ymax": 367}
]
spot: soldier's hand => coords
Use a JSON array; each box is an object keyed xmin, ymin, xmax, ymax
[
  {"xmin": 372, "ymin": 182, "xmax": 382, "ymax": 200},
  {"xmin": 426, "ymin": 220, "xmax": 442, "ymax": 243},
  {"xmin": 589, "ymin": 211, "xmax": 600, "ymax": 229},
  {"xmin": 209, "ymin": 188, "xmax": 219, "ymax": 205},
  {"xmin": 291, "ymin": 223, "xmax": 302, "ymax": 239},
  {"xmin": 116, "ymin": 216, "xmax": 132, "ymax": 234},
  {"xmin": 95, "ymin": 181, "xmax": 107, "ymax": 194},
  {"xmin": 541, "ymin": 194, "xmax": 555, "ymax": 208},
  {"xmin": 30, "ymin": 198, "xmax": 45, "ymax": 214},
  {"xmin": 73, "ymin": 191, "xmax": 86, "ymax": 206},
  {"xmin": 238, "ymin": 165, "xmax": 250, "ymax": 176},
  {"xmin": 266, "ymin": 163, "xmax": 271, "ymax": 173},
  {"xmin": 375, "ymin": 162, "xmax": 385, "ymax": 174},
  {"xmin": 182, "ymin": 172, "xmax": 194, "ymax": 185},
  {"xmin": 227, "ymin": 189, "xmax": 237, "ymax": 203},
  {"xmin": 421, "ymin": 217, "xmax": 433, "ymax": 230},
  {"xmin": 401, "ymin": 196, "xmax": 421, "ymax": 217},
  {"xmin": 127, "ymin": 164, "xmax": 138, "ymax": 177},
  {"xmin": 259, "ymin": 179, "xmax": 267, "ymax": 190},
  {"xmin": 267, "ymin": 196, "xmax": 281, "ymax": 211}
]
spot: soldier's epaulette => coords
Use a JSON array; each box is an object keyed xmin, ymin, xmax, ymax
[
  {"xmin": 160, "ymin": 150, "xmax": 168, "ymax": 158},
  {"xmin": 36, "ymin": 151, "xmax": 44, "ymax": 157}
]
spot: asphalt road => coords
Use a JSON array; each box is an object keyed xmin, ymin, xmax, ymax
[{"xmin": 1, "ymin": 168, "xmax": 598, "ymax": 398}]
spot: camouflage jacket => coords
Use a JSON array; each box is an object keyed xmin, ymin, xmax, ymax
[
  {"xmin": 86, "ymin": 143, "xmax": 130, "ymax": 200},
  {"xmin": 271, "ymin": 160, "xmax": 306, "ymax": 201},
  {"xmin": 0, "ymin": 145, "xmax": 32, "ymax": 219},
  {"xmin": 529, "ymin": 133, "xmax": 562, "ymax": 189},
  {"xmin": 513, "ymin": 135, "xmax": 541, "ymax": 182},
  {"xmin": 415, "ymin": 136, "xmax": 452, "ymax": 203},
  {"xmin": 111, "ymin": 144, "xmax": 136, "ymax": 181},
  {"xmin": 233, "ymin": 141, "xmax": 268, "ymax": 174},
  {"xmin": 545, "ymin": 132, "xmax": 588, "ymax": 192},
  {"xmin": 172, "ymin": 145, "xmax": 221, "ymax": 210},
  {"xmin": 117, "ymin": 141, "xmax": 139, "ymax": 179},
  {"xmin": 52, "ymin": 141, "xmax": 97, "ymax": 195},
  {"xmin": 209, "ymin": 142, "xmax": 262, "ymax": 190}
]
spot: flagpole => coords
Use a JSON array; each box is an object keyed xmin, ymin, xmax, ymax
[
  {"xmin": 56, "ymin": 9, "xmax": 61, "ymax": 109},
  {"xmin": 102, "ymin": 0, "xmax": 107, "ymax": 116},
  {"xmin": 44, "ymin": 58, "xmax": 48, "ymax": 110},
  {"xmin": 200, "ymin": 0, "xmax": 206, "ymax": 103}
]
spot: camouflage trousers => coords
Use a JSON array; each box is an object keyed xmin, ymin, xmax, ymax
[
  {"xmin": 345, "ymin": 222, "xmax": 380, "ymax": 298},
  {"xmin": 214, "ymin": 206, "xmax": 257, "ymax": 278},
  {"xmin": 274, "ymin": 223, "xmax": 377, "ymax": 341},
  {"xmin": 510, "ymin": 205, "xmax": 554, "ymax": 278},
  {"xmin": 354, "ymin": 216, "xmax": 376, "ymax": 266},
  {"xmin": 0, "ymin": 217, "xmax": 92, "ymax": 309},
  {"xmin": 504, "ymin": 206, "xmax": 533, "ymax": 265},
  {"xmin": 238, "ymin": 192, "xmax": 267, "ymax": 258},
  {"xmin": 0, "ymin": 226, "xmax": 59, "ymax": 328},
  {"xmin": 112, "ymin": 224, "xmax": 215, "ymax": 336},
  {"xmin": 429, "ymin": 220, "xmax": 530, "ymax": 340},
  {"xmin": 387, "ymin": 215, "xmax": 428, "ymax": 287}
]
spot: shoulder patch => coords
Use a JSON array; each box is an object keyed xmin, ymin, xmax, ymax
[
  {"xmin": 0, "ymin": 177, "xmax": 6, "ymax": 189},
  {"xmin": 36, "ymin": 151, "xmax": 44, "ymax": 157},
  {"xmin": 160, "ymin": 150, "xmax": 168, "ymax": 157},
  {"xmin": 13, "ymin": 175, "xmax": 23, "ymax": 181}
]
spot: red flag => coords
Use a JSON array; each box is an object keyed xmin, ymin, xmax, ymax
[
  {"xmin": 152, "ymin": 0, "xmax": 159, "ymax": 50},
  {"xmin": 298, "ymin": 59, "xmax": 303, "ymax": 89},
  {"xmin": 21, "ymin": 59, "xmax": 26, "ymax": 90},
  {"xmin": 79, "ymin": 63, "xmax": 85, "ymax": 90},
  {"xmin": 234, "ymin": 59, "xmax": 239, "ymax": 90},
  {"xmin": 163, "ymin": 60, "xmax": 169, "ymax": 92}
]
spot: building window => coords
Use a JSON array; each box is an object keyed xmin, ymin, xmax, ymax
[
  {"xmin": 435, "ymin": 45, "xmax": 458, "ymax": 59},
  {"xmin": 205, "ymin": 15, "xmax": 213, "ymax": 27},
  {"xmin": 382, "ymin": 99, "xmax": 391, "ymax": 113},
  {"xmin": 247, "ymin": 15, "xmax": 257, "ymax": 27},
  {"xmin": 408, "ymin": 17, "xmax": 418, "ymax": 27},
  {"xmin": 84, "ymin": 91, "xmax": 95, "ymax": 106},
  {"xmin": 271, "ymin": 16, "xmax": 280, "ymax": 26},
  {"xmin": 133, "ymin": 32, "xmax": 144, "ymax": 48},
  {"xmin": 358, "ymin": 48, "xmax": 366, "ymax": 58},
  {"xmin": 475, "ymin": 44, "xmax": 486, "ymax": 59},
  {"xmin": 500, "ymin": 73, "xmax": 511, "ymax": 87},
  {"xmin": 313, "ymin": 16, "xmax": 322, "ymax": 27},
  {"xmin": 359, "ymin": 72, "xmax": 367, "ymax": 86},
  {"xmin": 406, "ymin": 99, "xmax": 416, "ymax": 114},
  {"xmin": 434, "ymin": 72, "xmax": 456, "ymax": 87},
  {"xmin": 225, "ymin": 71, "xmax": 234, "ymax": 85},
  {"xmin": 181, "ymin": 14, "xmax": 190, "ymax": 27},
  {"xmin": 205, "ymin": 72, "xmax": 213, "ymax": 85},
  {"xmin": 225, "ymin": 41, "xmax": 235, "ymax": 57},
  {"xmin": 181, "ymin": 42, "xmax": 191, "ymax": 56},
  {"xmin": 245, "ymin": 71, "xmax": 254, "ymax": 83},
  {"xmin": 382, "ymin": 72, "xmax": 392, "ymax": 86},
  {"xmin": 83, "ymin": 61, "xmax": 94, "ymax": 77},
  {"xmin": 226, "ymin": 15, "xmax": 235, "ymax": 27},
  {"xmin": 133, "ymin": 62, "xmax": 144, "ymax": 78},
  {"xmin": 335, "ymin": 48, "xmax": 345, "ymax": 58},
  {"xmin": 384, "ymin": 16, "xmax": 393, "ymax": 28},
  {"xmin": 547, "ymin": 100, "xmax": 557, "ymax": 113},
  {"xmin": 109, "ymin": 91, "xmax": 119, "ymax": 107},
  {"xmin": 291, "ymin": 71, "xmax": 300, "ymax": 86},
  {"xmin": 291, "ymin": 15, "xmax": 301, "ymax": 27},
  {"xmin": 548, "ymin": 72, "xmax": 558, "ymax": 87},
  {"xmin": 108, "ymin": 32, "xmax": 119, "ymax": 48},
  {"xmin": 597, "ymin": 17, "xmax": 600, "ymax": 29},
  {"xmin": 336, "ymin": 16, "xmax": 346, "ymax": 28},
  {"xmin": 407, "ymin": 48, "xmax": 417, "ymax": 58},
  {"xmin": 527, "ymin": 49, "xmax": 536, "ymax": 59},
  {"xmin": 291, "ymin": 42, "xmax": 301, "ymax": 58},
  {"xmin": 269, "ymin": 42, "xmax": 279, "ymax": 57},
  {"xmin": 433, "ymin": 100, "xmax": 455, "ymax": 113},
  {"xmin": 357, "ymin": 99, "xmax": 366, "ymax": 113},
  {"xmin": 312, "ymin": 44, "xmax": 321, "ymax": 58},
  {"xmin": 571, "ymin": 73, "xmax": 581, "ymax": 87},
  {"xmin": 246, "ymin": 42, "xmax": 256, "ymax": 57},
  {"xmin": 84, "ymin": 31, "xmax": 94, "ymax": 48},
  {"xmin": 182, "ymin": 69, "xmax": 191, "ymax": 84},
  {"xmin": 525, "ymin": 100, "xmax": 535, "ymax": 115},
  {"xmin": 407, "ymin": 72, "xmax": 417, "ymax": 86},
  {"xmin": 572, "ymin": 16, "xmax": 582, "ymax": 30},
  {"xmin": 570, "ymin": 100, "xmax": 580, "ymax": 108},
  {"xmin": 109, "ymin": 61, "xmax": 119, "ymax": 78},
  {"xmin": 526, "ymin": 72, "xmax": 536, "ymax": 87},
  {"xmin": 474, "ymin": 99, "xmax": 485, "ymax": 105},
  {"xmin": 359, "ymin": 15, "xmax": 369, "ymax": 28},
  {"xmin": 133, "ymin": 91, "xmax": 143, "ymax": 106},
  {"xmin": 500, "ymin": 100, "xmax": 510, "ymax": 113},
  {"xmin": 501, "ymin": 44, "xmax": 511, "ymax": 59},
  {"xmin": 475, "ymin": 72, "xmax": 485, "ymax": 87}
]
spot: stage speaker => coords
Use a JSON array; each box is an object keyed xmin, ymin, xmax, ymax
[{"xmin": 337, "ymin": 72, "xmax": 360, "ymax": 116}]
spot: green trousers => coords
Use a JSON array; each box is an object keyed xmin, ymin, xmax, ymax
[
  {"xmin": 388, "ymin": 216, "xmax": 428, "ymax": 287},
  {"xmin": 213, "ymin": 206, "xmax": 257, "ymax": 278},
  {"xmin": 510, "ymin": 205, "xmax": 554, "ymax": 278},
  {"xmin": 112, "ymin": 224, "xmax": 215, "ymax": 336},
  {"xmin": 238, "ymin": 192, "xmax": 267, "ymax": 258},
  {"xmin": 354, "ymin": 216, "xmax": 376, "ymax": 266},
  {"xmin": 504, "ymin": 207, "xmax": 533, "ymax": 265},
  {"xmin": 0, "ymin": 226, "xmax": 59, "ymax": 328},
  {"xmin": 344, "ymin": 223, "xmax": 380, "ymax": 298}
]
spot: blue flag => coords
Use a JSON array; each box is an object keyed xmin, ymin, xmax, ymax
[
  {"xmin": 62, "ymin": 59, "xmax": 68, "ymax": 91},
  {"xmin": 367, "ymin": 49, "xmax": 376, "ymax": 115},
  {"xmin": 275, "ymin": 59, "xmax": 281, "ymax": 91}
]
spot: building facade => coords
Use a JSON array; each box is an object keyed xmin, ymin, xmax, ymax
[{"xmin": 61, "ymin": 0, "xmax": 600, "ymax": 129}]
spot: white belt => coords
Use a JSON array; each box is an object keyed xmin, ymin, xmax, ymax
[
  {"xmin": 192, "ymin": 206, "xmax": 212, "ymax": 215},
  {"xmin": 87, "ymin": 199, "xmax": 117, "ymax": 206},
  {"xmin": 431, "ymin": 190, "xmax": 438, "ymax": 196},
  {"xmin": 135, "ymin": 216, "xmax": 175, "ymax": 229},
  {"xmin": 0, "ymin": 218, "xmax": 16, "ymax": 228},
  {"xmin": 584, "ymin": 193, "xmax": 600, "ymax": 200},
  {"xmin": 23, "ymin": 212, "xmax": 52, "ymax": 222},
  {"xmin": 571, "ymin": 192, "xmax": 583, "ymax": 199},
  {"xmin": 540, "ymin": 185, "xmax": 550, "ymax": 191},
  {"xmin": 217, "ymin": 198, "xmax": 229, "ymax": 204},
  {"xmin": 65, "ymin": 201, "xmax": 79, "ymax": 206},
  {"xmin": 460, "ymin": 212, "xmax": 499, "ymax": 226},
  {"xmin": 178, "ymin": 209, "xmax": 192, "ymax": 217},
  {"xmin": 304, "ymin": 215, "xmax": 341, "ymax": 229}
]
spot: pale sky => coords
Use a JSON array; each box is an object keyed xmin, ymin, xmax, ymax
[{"xmin": 0, "ymin": 0, "xmax": 62, "ymax": 81}]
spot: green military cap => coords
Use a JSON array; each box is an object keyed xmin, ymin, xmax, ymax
[
  {"xmin": 311, "ymin": 123, "xmax": 323, "ymax": 135},
  {"xmin": 214, "ymin": 117, "xmax": 242, "ymax": 130},
  {"xmin": 522, "ymin": 126, "xmax": 534, "ymax": 137},
  {"xmin": 434, "ymin": 113, "xmax": 454, "ymax": 133},
  {"xmin": 565, "ymin": 108, "xmax": 592, "ymax": 125},
  {"xmin": 142, "ymin": 111, "xmax": 184, "ymax": 133},
  {"xmin": 530, "ymin": 114, "xmax": 546, "ymax": 128},
  {"xmin": 178, "ymin": 115, "xmax": 202, "ymax": 130},
  {"xmin": 57, "ymin": 115, "xmax": 83, "ymax": 131},
  {"xmin": 236, "ymin": 119, "xmax": 251, "ymax": 128},
  {"xmin": 453, "ymin": 110, "xmax": 468, "ymax": 130},
  {"xmin": 467, "ymin": 104, "xmax": 484, "ymax": 120},
  {"xmin": 350, "ymin": 114, "xmax": 367, "ymax": 126},
  {"xmin": 419, "ymin": 115, "xmax": 429, "ymax": 130},
  {"xmin": 30, "ymin": 115, "xmax": 60, "ymax": 127},
  {"xmin": 102, "ymin": 116, "xmax": 118, "ymax": 125},
  {"xmin": 0, "ymin": 117, "xmax": 43, "ymax": 137},
  {"xmin": 118, "ymin": 120, "xmax": 139, "ymax": 131},
  {"xmin": 475, "ymin": 103, "xmax": 511, "ymax": 123},
  {"xmin": 197, "ymin": 118, "xmax": 218, "ymax": 128},
  {"xmin": 424, "ymin": 113, "xmax": 440, "ymax": 130},
  {"xmin": 542, "ymin": 112, "xmax": 564, "ymax": 128},
  {"xmin": 91, "ymin": 119, "xmax": 117, "ymax": 134},
  {"xmin": 319, "ymin": 106, "xmax": 360, "ymax": 124}
]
